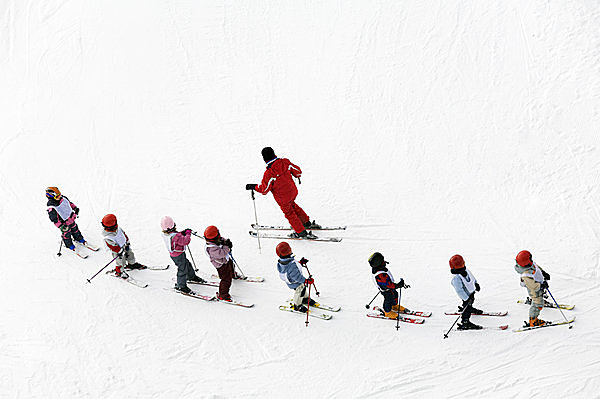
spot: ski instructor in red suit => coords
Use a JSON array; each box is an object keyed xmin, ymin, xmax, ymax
[{"xmin": 246, "ymin": 147, "xmax": 320, "ymax": 239}]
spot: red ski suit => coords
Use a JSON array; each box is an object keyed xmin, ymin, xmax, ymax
[{"xmin": 254, "ymin": 158, "xmax": 309, "ymax": 233}]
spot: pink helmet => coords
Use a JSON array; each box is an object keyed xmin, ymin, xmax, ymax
[{"xmin": 160, "ymin": 216, "xmax": 175, "ymax": 231}]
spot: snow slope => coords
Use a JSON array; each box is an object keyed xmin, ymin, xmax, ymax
[{"xmin": 1, "ymin": 1, "xmax": 600, "ymax": 398}]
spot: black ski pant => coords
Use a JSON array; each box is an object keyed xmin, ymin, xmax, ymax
[
  {"xmin": 61, "ymin": 222, "xmax": 84, "ymax": 249},
  {"xmin": 382, "ymin": 289, "xmax": 399, "ymax": 312},
  {"xmin": 461, "ymin": 293, "xmax": 476, "ymax": 322}
]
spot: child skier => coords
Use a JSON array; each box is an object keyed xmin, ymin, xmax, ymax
[
  {"xmin": 101, "ymin": 214, "xmax": 145, "ymax": 278},
  {"xmin": 276, "ymin": 242, "xmax": 315, "ymax": 312},
  {"xmin": 203, "ymin": 225, "xmax": 235, "ymax": 301},
  {"xmin": 515, "ymin": 250, "xmax": 551, "ymax": 327},
  {"xmin": 368, "ymin": 252, "xmax": 409, "ymax": 319},
  {"xmin": 160, "ymin": 216, "xmax": 205, "ymax": 294},
  {"xmin": 246, "ymin": 147, "xmax": 320, "ymax": 239},
  {"xmin": 449, "ymin": 254, "xmax": 483, "ymax": 330},
  {"xmin": 46, "ymin": 187, "xmax": 95, "ymax": 256}
]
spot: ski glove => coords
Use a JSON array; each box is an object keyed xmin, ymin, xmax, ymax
[
  {"xmin": 299, "ymin": 257, "xmax": 309, "ymax": 266},
  {"xmin": 540, "ymin": 280, "xmax": 549, "ymax": 290},
  {"xmin": 59, "ymin": 224, "xmax": 70, "ymax": 233},
  {"xmin": 394, "ymin": 278, "xmax": 405, "ymax": 289},
  {"xmin": 475, "ymin": 282, "xmax": 480, "ymax": 292},
  {"xmin": 305, "ymin": 277, "xmax": 314, "ymax": 285},
  {"xmin": 541, "ymin": 269, "xmax": 551, "ymax": 281},
  {"xmin": 223, "ymin": 238, "xmax": 232, "ymax": 249},
  {"xmin": 74, "ymin": 207, "xmax": 79, "ymax": 215},
  {"xmin": 245, "ymin": 184, "xmax": 256, "ymax": 191},
  {"xmin": 181, "ymin": 229, "xmax": 191, "ymax": 237}
]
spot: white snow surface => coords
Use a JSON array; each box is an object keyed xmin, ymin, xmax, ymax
[{"xmin": 1, "ymin": 1, "xmax": 600, "ymax": 398}]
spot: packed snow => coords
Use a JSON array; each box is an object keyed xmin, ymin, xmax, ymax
[{"xmin": 1, "ymin": 1, "xmax": 599, "ymax": 398}]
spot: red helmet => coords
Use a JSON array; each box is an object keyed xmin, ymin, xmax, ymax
[
  {"xmin": 276, "ymin": 242, "xmax": 292, "ymax": 257},
  {"xmin": 449, "ymin": 254, "xmax": 465, "ymax": 269},
  {"xmin": 101, "ymin": 214, "xmax": 118, "ymax": 230},
  {"xmin": 516, "ymin": 250, "xmax": 532, "ymax": 267},
  {"xmin": 204, "ymin": 225, "xmax": 220, "ymax": 240}
]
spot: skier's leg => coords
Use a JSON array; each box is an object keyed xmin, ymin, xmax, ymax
[
  {"xmin": 217, "ymin": 260, "xmax": 234, "ymax": 299},
  {"xmin": 124, "ymin": 247, "xmax": 137, "ymax": 266},
  {"xmin": 279, "ymin": 200, "xmax": 305, "ymax": 233},
  {"xmin": 62, "ymin": 228, "xmax": 75, "ymax": 249},
  {"xmin": 524, "ymin": 278, "xmax": 543, "ymax": 319},
  {"xmin": 173, "ymin": 253, "xmax": 189, "ymax": 290},
  {"xmin": 293, "ymin": 283, "xmax": 307, "ymax": 307},
  {"xmin": 70, "ymin": 223, "xmax": 85, "ymax": 243},
  {"xmin": 290, "ymin": 201, "xmax": 310, "ymax": 225}
]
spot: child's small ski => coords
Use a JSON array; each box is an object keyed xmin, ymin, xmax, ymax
[
  {"xmin": 517, "ymin": 299, "xmax": 574, "ymax": 310},
  {"xmin": 513, "ymin": 317, "xmax": 576, "ymax": 333},
  {"xmin": 168, "ymin": 288, "xmax": 215, "ymax": 301},
  {"xmin": 249, "ymin": 231, "xmax": 342, "ymax": 243},
  {"xmin": 107, "ymin": 265, "xmax": 169, "ymax": 274},
  {"xmin": 211, "ymin": 274, "xmax": 264, "ymax": 283},
  {"xmin": 173, "ymin": 277, "xmax": 219, "ymax": 287},
  {"xmin": 457, "ymin": 325, "xmax": 509, "ymax": 331},
  {"xmin": 288, "ymin": 300, "xmax": 340, "ymax": 312},
  {"xmin": 366, "ymin": 312, "xmax": 425, "ymax": 324},
  {"xmin": 373, "ymin": 306, "xmax": 431, "ymax": 318},
  {"xmin": 79, "ymin": 241, "xmax": 100, "ymax": 252},
  {"xmin": 216, "ymin": 298, "xmax": 254, "ymax": 308},
  {"xmin": 279, "ymin": 305, "xmax": 332, "ymax": 320},
  {"xmin": 252, "ymin": 224, "xmax": 347, "ymax": 231},
  {"xmin": 109, "ymin": 273, "xmax": 148, "ymax": 288},
  {"xmin": 445, "ymin": 311, "xmax": 507, "ymax": 317}
]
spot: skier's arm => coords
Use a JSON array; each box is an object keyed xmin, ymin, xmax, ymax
[
  {"xmin": 287, "ymin": 262, "xmax": 306, "ymax": 285},
  {"xmin": 47, "ymin": 208, "xmax": 63, "ymax": 228},
  {"xmin": 104, "ymin": 238, "xmax": 122, "ymax": 253},
  {"xmin": 255, "ymin": 169, "xmax": 275, "ymax": 195},
  {"xmin": 451, "ymin": 277, "xmax": 470, "ymax": 301},
  {"xmin": 288, "ymin": 161, "xmax": 302, "ymax": 178}
]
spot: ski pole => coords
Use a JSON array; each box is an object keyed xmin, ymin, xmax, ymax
[
  {"xmin": 395, "ymin": 288, "xmax": 402, "ymax": 331},
  {"xmin": 444, "ymin": 297, "xmax": 472, "ymax": 339},
  {"xmin": 86, "ymin": 254, "xmax": 120, "ymax": 283},
  {"xmin": 250, "ymin": 190, "xmax": 262, "ymax": 253},
  {"xmin": 546, "ymin": 287, "xmax": 573, "ymax": 329},
  {"xmin": 230, "ymin": 254, "xmax": 246, "ymax": 279},
  {"xmin": 57, "ymin": 240, "xmax": 63, "ymax": 257},
  {"xmin": 299, "ymin": 258, "xmax": 319, "ymax": 296},
  {"xmin": 365, "ymin": 291, "xmax": 381, "ymax": 309},
  {"xmin": 305, "ymin": 277, "xmax": 313, "ymax": 327},
  {"xmin": 187, "ymin": 246, "xmax": 198, "ymax": 272}
]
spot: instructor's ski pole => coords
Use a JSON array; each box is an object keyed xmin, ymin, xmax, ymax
[
  {"xmin": 546, "ymin": 287, "xmax": 573, "ymax": 329},
  {"xmin": 86, "ymin": 255, "xmax": 120, "ymax": 283},
  {"xmin": 250, "ymin": 189, "xmax": 262, "ymax": 253},
  {"xmin": 299, "ymin": 258, "xmax": 319, "ymax": 296},
  {"xmin": 365, "ymin": 291, "xmax": 381, "ymax": 309}
]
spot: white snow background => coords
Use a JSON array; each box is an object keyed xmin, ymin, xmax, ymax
[{"xmin": 1, "ymin": 1, "xmax": 600, "ymax": 398}]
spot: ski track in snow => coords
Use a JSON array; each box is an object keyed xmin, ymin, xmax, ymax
[{"xmin": 1, "ymin": 1, "xmax": 600, "ymax": 398}]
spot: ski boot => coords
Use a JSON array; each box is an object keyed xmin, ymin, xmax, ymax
[
  {"xmin": 528, "ymin": 317, "xmax": 547, "ymax": 327},
  {"xmin": 127, "ymin": 263, "xmax": 146, "ymax": 270},
  {"xmin": 303, "ymin": 220, "xmax": 322, "ymax": 229},
  {"xmin": 188, "ymin": 276, "xmax": 207, "ymax": 284},
  {"xmin": 471, "ymin": 307, "xmax": 484, "ymax": 315},
  {"xmin": 392, "ymin": 304, "xmax": 406, "ymax": 313},
  {"xmin": 289, "ymin": 230, "xmax": 318, "ymax": 240},
  {"xmin": 384, "ymin": 311, "xmax": 399, "ymax": 319},
  {"xmin": 302, "ymin": 298, "xmax": 317, "ymax": 306},
  {"xmin": 175, "ymin": 285, "xmax": 194, "ymax": 294},
  {"xmin": 216, "ymin": 292, "xmax": 232, "ymax": 302},
  {"xmin": 457, "ymin": 320, "xmax": 483, "ymax": 330},
  {"xmin": 293, "ymin": 304, "xmax": 309, "ymax": 313}
]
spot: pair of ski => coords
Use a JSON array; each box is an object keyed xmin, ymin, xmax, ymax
[
  {"xmin": 444, "ymin": 310, "xmax": 510, "ymax": 331},
  {"xmin": 68, "ymin": 241, "xmax": 101, "ymax": 259},
  {"xmin": 279, "ymin": 300, "xmax": 341, "ymax": 320},
  {"xmin": 249, "ymin": 224, "xmax": 346, "ymax": 242},
  {"xmin": 517, "ymin": 298, "xmax": 575, "ymax": 310},
  {"xmin": 366, "ymin": 306, "xmax": 432, "ymax": 324},
  {"xmin": 178, "ymin": 277, "xmax": 258, "ymax": 308},
  {"xmin": 106, "ymin": 264, "xmax": 170, "ymax": 288}
]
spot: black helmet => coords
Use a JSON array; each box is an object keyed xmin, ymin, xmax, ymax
[
  {"xmin": 368, "ymin": 252, "xmax": 387, "ymax": 268},
  {"xmin": 261, "ymin": 147, "xmax": 277, "ymax": 163}
]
